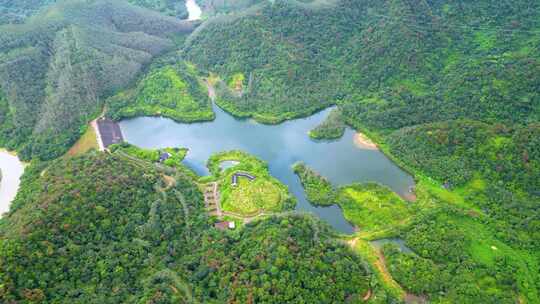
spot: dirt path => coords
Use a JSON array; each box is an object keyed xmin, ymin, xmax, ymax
[
  {"xmin": 348, "ymin": 237, "xmax": 406, "ymax": 300},
  {"xmin": 91, "ymin": 119, "xmax": 105, "ymax": 151},
  {"xmin": 204, "ymin": 80, "xmax": 217, "ymax": 102}
]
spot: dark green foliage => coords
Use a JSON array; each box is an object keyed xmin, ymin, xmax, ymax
[
  {"xmin": 0, "ymin": 0, "xmax": 197, "ymax": 161},
  {"xmin": 384, "ymin": 208, "xmax": 539, "ymax": 303},
  {"xmin": 0, "ymin": 0, "xmax": 56, "ymax": 24},
  {"xmin": 186, "ymin": 0, "xmax": 540, "ymax": 126},
  {"xmin": 292, "ymin": 162, "xmax": 336, "ymax": 206},
  {"xmin": 193, "ymin": 214, "xmax": 371, "ymax": 303},
  {"xmin": 0, "ymin": 152, "xmax": 374, "ymax": 303},
  {"xmin": 0, "ymin": 152, "xmax": 207, "ymax": 303},
  {"xmin": 387, "ymin": 121, "xmax": 540, "ymax": 250},
  {"xmin": 309, "ymin": 108, "xmax": 346, "ymax": 140}
]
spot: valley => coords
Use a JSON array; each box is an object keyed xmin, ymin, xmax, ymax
[{"xmin": 0, "ymin": 0, "xmax": 538, "ymax": 303}]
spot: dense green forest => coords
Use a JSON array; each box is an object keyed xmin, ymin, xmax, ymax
[
  {"xmin": 309, "ymin": 108, "xmax": 346, "ymax": 140},
  {"xmin": 292, "ymin": 162, "xmax": 336, "ymax": 206},
  {"xmin": 0, "ymin": 0, "xmax": 539, "ymax": 303},
  {"xmin": 0, "ymin": 153, "xmax": 376, "ymax": 303},
  {"xmin": 0, "ymin": 0, "xmax": 196, "ymax": 161}
]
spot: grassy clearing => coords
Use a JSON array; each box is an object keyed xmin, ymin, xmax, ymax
[
  {"xmin": 108, "ymin": 63, "xmax": 214, "ymax": 123},
  {"xmin": 208, "ymin": 150, "xmax": 295, "ymax": 217},
  {"xmin": 66, "ymin": 125, "xmax": 98, "ymax": 157},
  {"xmin": 337, "ymin": 183, "xmax": 414, "ymax": 233},
  {"xmin": 349, "ymin": 238, "xmax": 406, "ymax": 302}
]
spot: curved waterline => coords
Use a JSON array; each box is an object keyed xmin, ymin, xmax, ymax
[
  {"xmin": 0, "ymin": 150, "xmax": 25, "ymax": 216},
  {"xmin": 119, "ymin": 104, "xmax": 415, "ymax": 234}
]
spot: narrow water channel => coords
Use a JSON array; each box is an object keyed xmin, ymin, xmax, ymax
[
  {"xmin": 0, "ymin": 151, "xmax": 24, "ymax": 216},
  {"xmin": 120, "ymin": 104, "xmax": 415, "ymax": 234}
]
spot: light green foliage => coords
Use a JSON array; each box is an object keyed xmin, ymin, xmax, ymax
[
  {"xmin": 336, "ymin": 183, "xmax": 413, "ymax": 233},
  {"xmin": 309, "ymin": 108, "xmax": 346, "ymax": 140},
  {"xmin": 292, "ymin": 162, "xmax": 336, "ymax": 206},
  {"xmin": 207, "ymin": 150, "xmax": 295, "ymax": 216},
  {"xmin": 384, "ymin": 208, "xmax": 539, "ymax": 303},
  {"xmin": 108, "ymin": 64, "xmax": 214, "ymax": 123}
]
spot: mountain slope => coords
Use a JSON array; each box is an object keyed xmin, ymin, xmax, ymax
[
  {"xmin": 0, "ymin": 0, "xmax": 197, "ymax": 160},
  {"xmin": 185, "ymin": 0, "xmax": 540, "ymax": 125},
  {"xmin": 0, "ymin": 152, "xmax": 377, "ymax": 303}
]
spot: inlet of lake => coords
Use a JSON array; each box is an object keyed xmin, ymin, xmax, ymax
[
  {"xmin": 120, "ymin": 104, "xmax": 415, "ymax": 234},
  {"xmin": 0, "ymin": 151, "xmax": 25, "ymax": 216}
]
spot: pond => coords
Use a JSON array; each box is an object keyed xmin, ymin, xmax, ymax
[
  {"xmin": 0, "ymin": 150, "xmax": 25, "ymax": 217},
  {"xmin": 120, "ymin": 104, "xmax": 415, "ymax": 234}
]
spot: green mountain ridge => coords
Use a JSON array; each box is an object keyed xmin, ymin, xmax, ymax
[
  {"xmin": 0, "ymin": 0, "xmax": 539, "ymax": 303},
  {"xmin": 0, "ymin": 0, "xmax": 197, "ymax": 161}
]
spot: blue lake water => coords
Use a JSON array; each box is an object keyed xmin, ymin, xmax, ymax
[{"xmin": 119, "ymin": 104, "xmax": 414, "ymax": 234}]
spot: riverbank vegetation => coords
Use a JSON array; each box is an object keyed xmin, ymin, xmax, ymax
[
  {"xmin": 337, "ymin": 183, "xmax": 413, "ymax": 234},
  {"xmin": 208, "ymin": 150, "xmax": 295, "ymax": 216},
  {"xmin": 107, "ymin": 63, "xmax": 215, "ymax": 123},
  {"xmin": 109, "ymin": 142, "xmax": 188, "ymax": 169},
  {"xmin": 309, "ymin": 108, "xmax": 346, "ymax": 140},
  {"xmin": 292, "ymin": 162, "xmax": 336, "ymax": 206}
]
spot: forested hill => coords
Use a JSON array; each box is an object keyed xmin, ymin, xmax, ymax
[
  {"xmin": 0, "ymin": 0, "xmax": 197, "ymax": 161},
  {"xmin": 0, "ymin": 153, "xmax": 374, "ymax": 303},
  {"xmin": 185, "ymin": 0, "xmax": 540, "ymax": 125}
]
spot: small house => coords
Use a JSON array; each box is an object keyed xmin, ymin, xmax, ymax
[{"xmin": 214, "ymin": 221, "xmax": 235, "ymax": 230}]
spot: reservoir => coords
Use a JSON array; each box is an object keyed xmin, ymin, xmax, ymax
[
  {"xmin": 0, "ymin": 150, "xmax": 24, "ymax": 216},
  {"xmin": 120, "ymin": 104, "xmax": 415, "ymax": 234}
]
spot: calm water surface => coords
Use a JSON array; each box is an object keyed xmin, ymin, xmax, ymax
[
  {"xmin": 120, "ymin": 105, "xmax": 414, "ymax": 234},
  {"xmin": 0, "ymin": 151, "xmax": 24, "ymax": 216}
]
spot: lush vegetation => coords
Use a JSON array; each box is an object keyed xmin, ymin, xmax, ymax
[
  {"xmin": 1, "ymin": 0, "xmax": 539, "ymax": 302},
  {"xmin": 292, "ymin": 162, "xmax": 336, "ymax": 206},
  {"xmin": 193, "ymin": 214, "xmax": 373, "ymax": 303},
  {"xmin": 384, "ymin": 207, "xmax": 539, "ymax": 303},
  {"xmin": 0, "ymin": 152, "xmax": 207, "ymax": 303},
  {"xmin": 336, "ymin": 183, "xmax": 414, "ymax": 234},
  {"xmin": 110, "ymin": 142, "xmax": 188, "ymax": 166},
  {"xmin": 186, "ymin": 0, "xmax": 539, "ymax": 126},
  {"xmin": 208, "ymin": 150, "xmax": 295, "ymax": 216},
  {"xmin": 107, "ymin": 62, "xmax": 215, "ymax": 123},
  {"xmin": 0, "ymin": 152, "xmax": 378, "ymax": 303},
  {"xmin": 0, "ymin": 0, "xmax": 197, "ymax": 161},
  {"xmin": 309, "ymin": 108, "xmax": 346, "ymax": 140}
]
